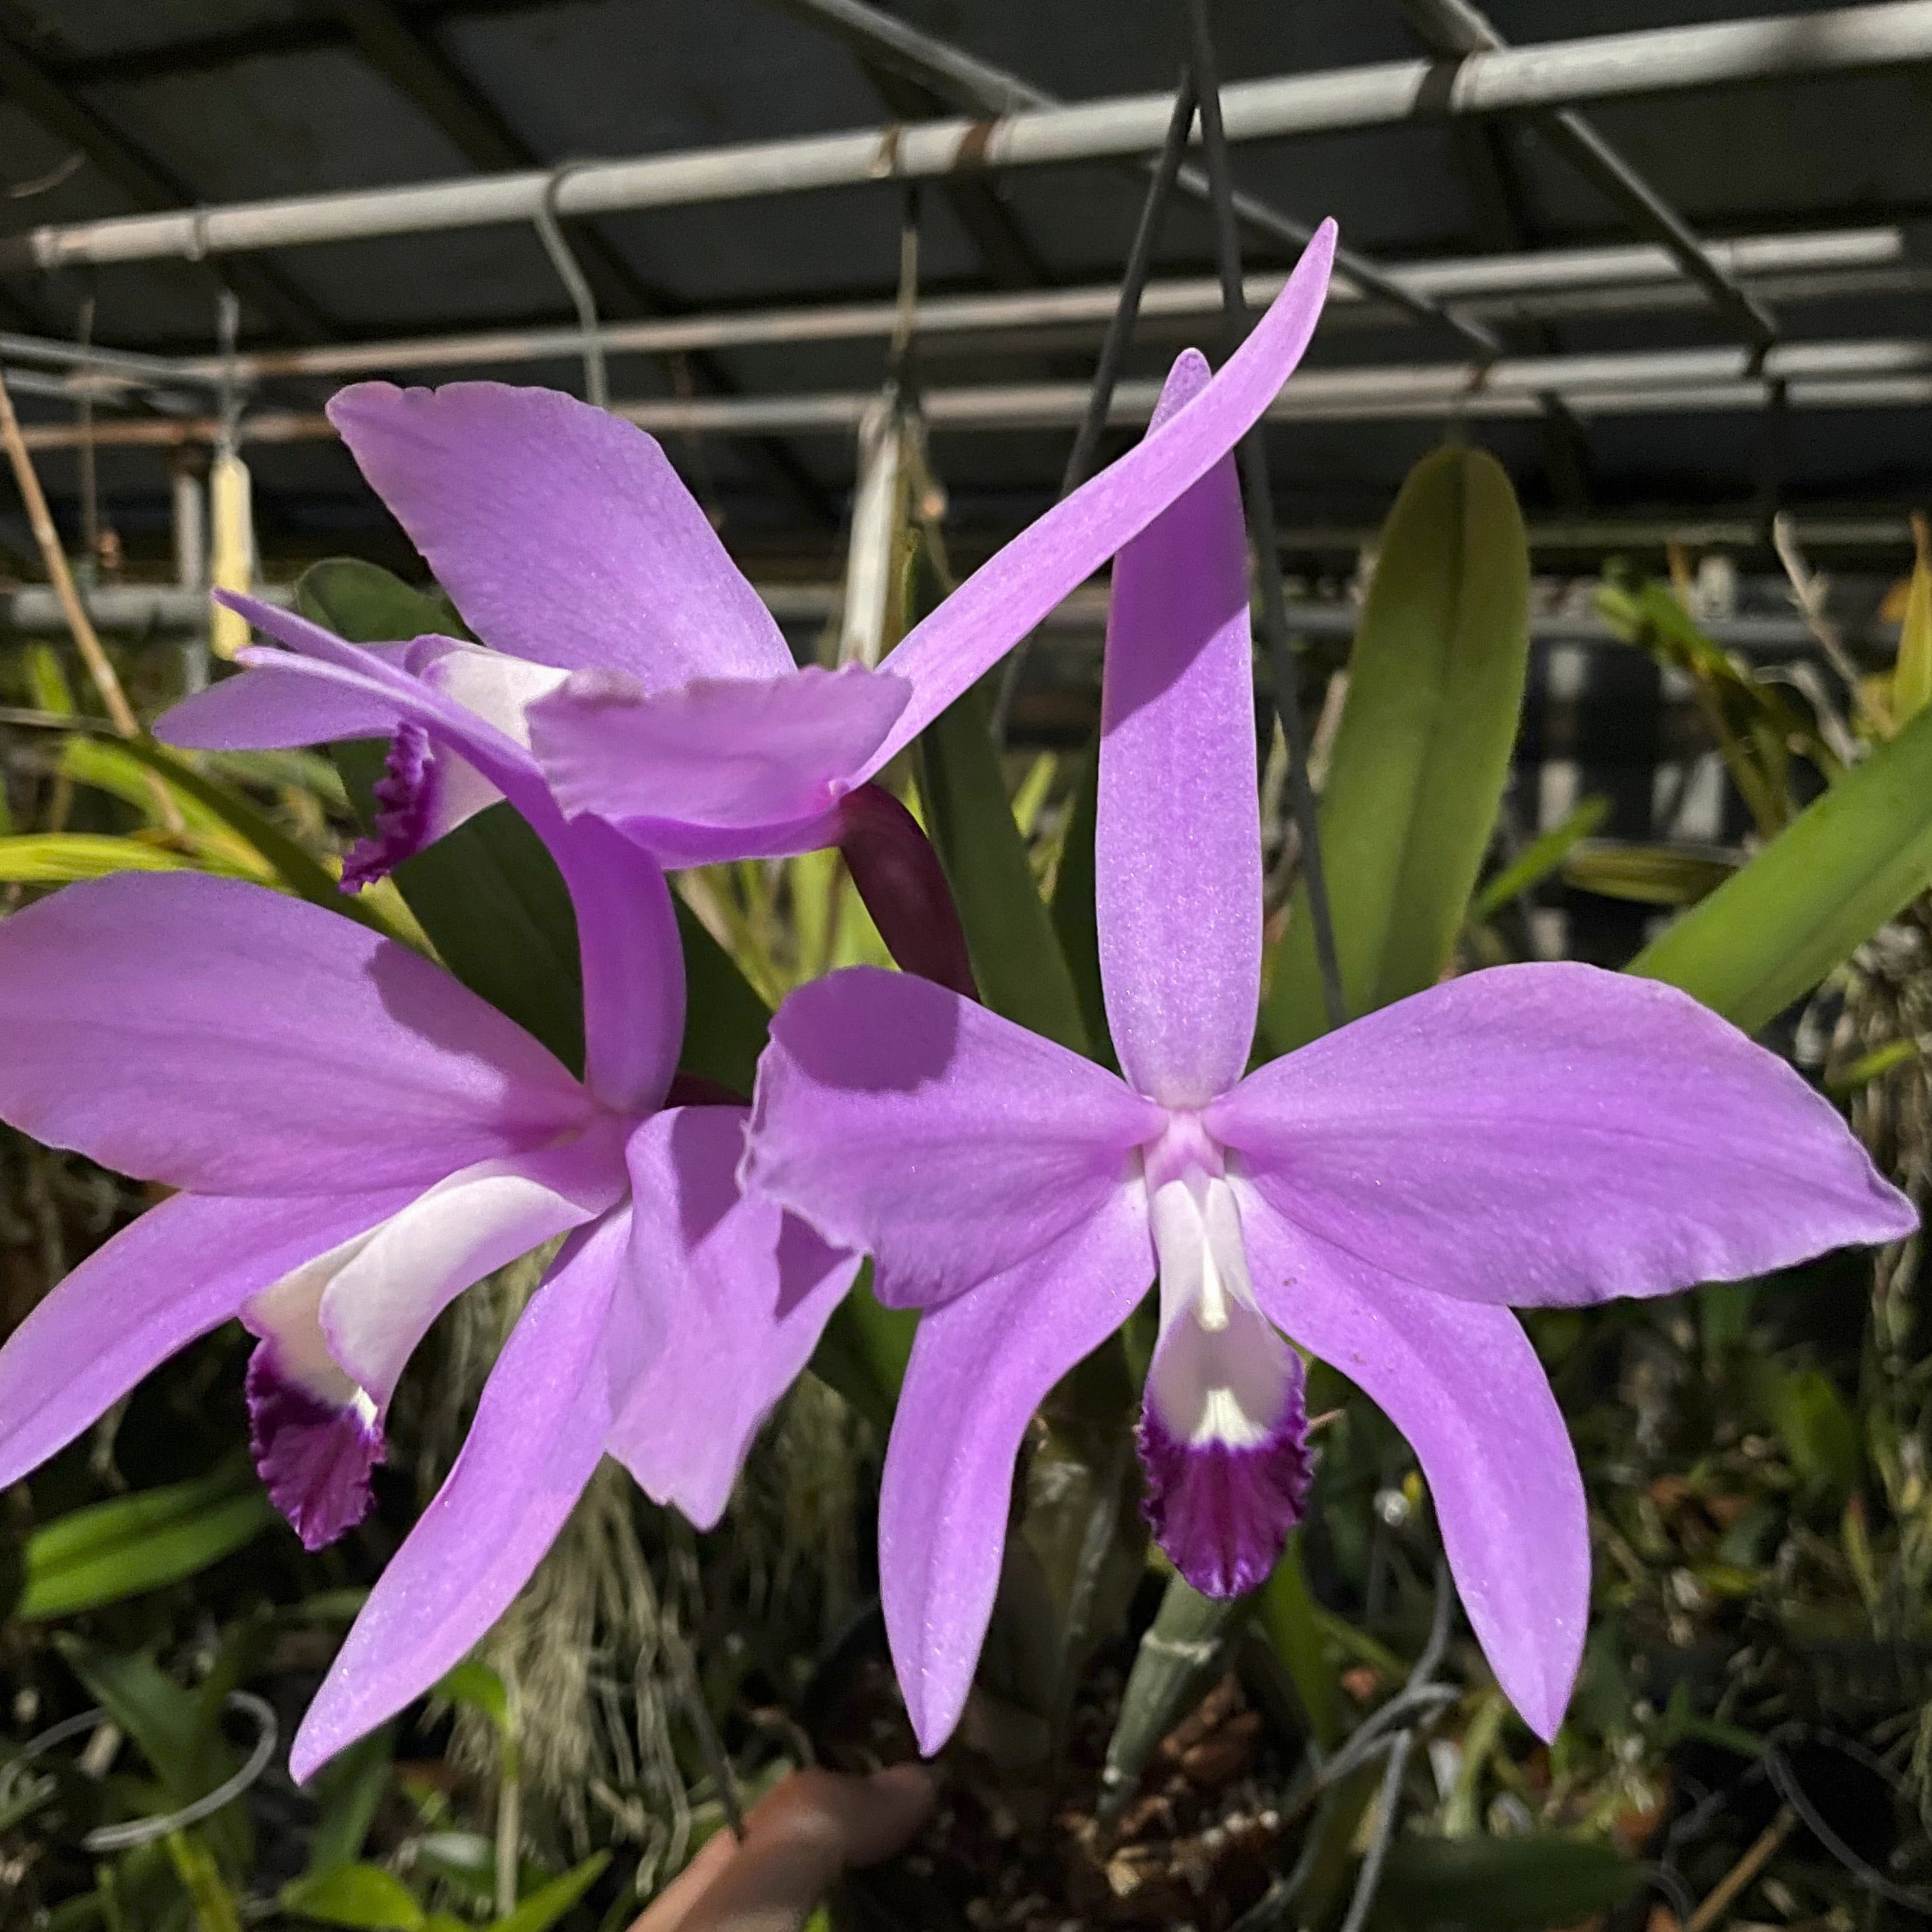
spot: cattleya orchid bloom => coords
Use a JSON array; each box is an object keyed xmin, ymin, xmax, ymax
[
  {"xmin": 157, "ymin": 224, "xmax": 1337, "ymax": 878},
  {"xmin": 0, "ymin": 668, "xmax": 855, "ymax": 1780},
  {"xmin": 742, "ymin": 353, "xmax": 1918, "ymax": 1755}
]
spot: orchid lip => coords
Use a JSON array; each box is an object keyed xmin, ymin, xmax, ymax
[
  {"xmin": 1136, "ymin": 1165, "xmax": 1314, "ymax": 1595},
  {"xmin": 246, "ymin": 1342, "xmax": 384, "ymax": 1551}
]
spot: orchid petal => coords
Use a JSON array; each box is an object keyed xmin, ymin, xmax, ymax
[
  {"xmin": 328, "ymin": 381, "xmax": 794, "ymax": 685},
  {"xmin": 1236, "ymin": 1186, "xmax": 1586, "ymax": 1740},
  {"xmin": 207, "ymin": 597, "xmax": 558, "ymax": 828},
  {"xmin": 198, "ymin": 602, "xmax": 688, "ymax": 1116},
  {"xmin": 744, "ymin": 966, "xmax": 1161, "ymax": 1307},
  {"xmin": 1098, "ymin": 351, "xmax": 1261, "ymax": 1106},
  {"xmin": 1212, "ymin": 963, "xmax": 1914, "ymax": 1307},
  {"xmin": 606, "ymin": 1107, "xmax": 860, "ymax": 1528},
  {"xmin": 418, "ymin": 637, "xmax": 571, "ymax": 734},
  {"xmin": 0, "ymin": 1189, "xmax": 417, "ymax": 1493},
  {"xmin": 158, "ymin": 644, "xmax": 415, "ymax": 748},
  {"xmin": 880, "ymin": 1190, "xmax": 1152, "ymax": 1754},
  {"xmin": 0, "ymin": 873, "xmax": 593, "ymax": 1195},
  {"xmin": 527, "ymin": 664, "xmax": 908, "ymax": 860},
  {"xmin": 315, "ymin": 1125, "xmax": 629, "ymax": 1409},
  {"xmin": 288, "ymin": 1207, "xmax": 631, "ymax": 1782},
  {"xmin": 862, "ymin": 222, "xmax": 1334, "ymax": 774}
]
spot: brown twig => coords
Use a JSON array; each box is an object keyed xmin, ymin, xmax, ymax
[
  {"xmin": 0, "ymin": 363, "xmax": 182, "ymax": 830},
  {"xmin": 1683, "ymin": 1803, "xmax": 1797, "ymax": 1932}
]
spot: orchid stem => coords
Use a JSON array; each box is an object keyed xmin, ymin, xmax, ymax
[
  {"xmin": 990, "ymin": 65, "xmax": 1197, "ymax": 746},
  {"xmin": 1183, "ymin": 0, "xmax": 1347, "ymax": 1035}
]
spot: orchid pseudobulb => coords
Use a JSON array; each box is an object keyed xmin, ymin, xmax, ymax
[{"xmin": 741, "ymin": 352, "xmax": 1917, "ymax": 1755}]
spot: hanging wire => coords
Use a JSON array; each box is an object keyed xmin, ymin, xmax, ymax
[
  {"xmin": 1184, "ymin": 0, "xmax": 1346, "ymax": 1035},
  {"xmin": 532, "ymin": 163, "xmax": 609, "ymax": 410},
  {"xmin": 74, "ymin": 292, "xmax": 99, "ymax": 577},
  {"xmin": 1228, "ymin": 1564, "xmax": 1457, "ymax": 1932},
  {"xmin": 0, "ymin": 1693, "xmax": 277, "ymax": 1853},
  {"xmin": 989, "ymin": 68, "xmax": 1197, "ymax": 746}
]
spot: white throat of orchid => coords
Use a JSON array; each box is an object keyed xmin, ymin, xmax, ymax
[
  {"xmin": 241, "ymin": 1146, "xmax": 619, "ymax": 1549},
  {"xmin": 1136, "ymin": 1168, "xmax": 1314, "ymax": 1599}
]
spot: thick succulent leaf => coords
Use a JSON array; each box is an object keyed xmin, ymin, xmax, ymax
[
  {"xmin": 1630, "ymin": 696, "xmax": 1932, "ymax": 1033},
  {"xmin": 1265, "ymin": 446, "xmax": 1529, "ymax": 1054}
]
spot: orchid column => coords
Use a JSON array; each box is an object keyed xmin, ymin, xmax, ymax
[{"xmin": 743, "ymin": 352, "xmax": 1916, "ymax": 1754}]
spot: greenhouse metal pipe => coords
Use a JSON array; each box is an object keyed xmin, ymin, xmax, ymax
[
  {"xmin": 12, "ymin": 342, "xmax": 1931, "ymax": 451},
  {"xmin": 1, "ymin": 5, "xmax": 1928, "ymax": 271},
  {"xmin": 771, "ymin": 0, "xmax": 1497, "ymax": 354},
  {"xmin": 0, "ymin": 227, "xmax": 1904, "ymax": 395},
  {"xmin": 1, "ymin": 578, "xmax": 1889, "ymax": 653},
  {"xmin": 1398, "ymin": 0, "xmax": 1780, "ymax": 353}
]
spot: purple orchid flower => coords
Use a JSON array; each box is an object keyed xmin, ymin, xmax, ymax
[
  {"xmin": 157, "ymin": 224, "xmax": 1337, "ymax": 879},
  {"xmin": 0, "ymin": 659, "xmax": 856, "ymax": 1781},
  {"xmin": 741, "ymin": 353, "xmax": 1918, "ymax": 1755}
]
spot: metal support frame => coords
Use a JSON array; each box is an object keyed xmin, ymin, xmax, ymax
[
  {"xmin": 321, "ymin": 0, "xmax": 831, "ymax": 520},
  {"xmin": 770, "ymin": 0, "xmax": 1495, "ymax": 354},
  {"xmin": 1398, "ymin": 0, "xmax": 1778, "ymax": 357},
  {"xmin": 5, "ymin": 5, "xmax": 1928, "ymax": 273},
  {"xmin": 8, "ymin": 578, "xmax": 1894, "ymax": 651},
  {"xmin": 0, "ymin": 226, "xmax": 1900, "ymax": 396},
  {"xmin": 7, "ymin": 334, "xmax": 1931, "ymax": 451}
]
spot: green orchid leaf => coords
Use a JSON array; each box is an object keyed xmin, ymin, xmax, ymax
[
  {"xmin": 1266, "ymin": 445, "xmax": 1530, "ymax": 1053},
  {"xmin": 1629, "ymin": 696, "xmax": 1932, "ymax": 1032},
  {"xmin": 917, "ymin": 677, "xmax": 1087, "ymax": 1055},
  {"xmin": 295, "ymin": 558, "xmax": 465, "ymax": 644},
  {"xmin": 0, "ymin": 834, "xmax": 192, "ymax": 882},
  {"xmin": 1368, "ymin": 1834, "xmax": 1642, "ymax": 1931},
  {"xmin": 809, "ymin": 1264, "xmax": 915, "ymax": 1429},
  {"xmin": 53, "ymin": 1637, "xmax": 212, "ymax": 1806},
  {"xmin": 302, "ymin": 1726, "xmax": 396, "ymax": 1879},
  {"xmin": 1048, "ymin": 739, "xmax": 1113, "ymax": 1068},
  {"xmin": 673, "ymin": 897, "xmax": 770, "ymax": 1097},
  {"xmin": 487, "ymin": 1853, "xmax": 609, "ymax": 1932},
  {"xmin": 1562, "ymin": 839, "xmax": 1735, "ymax": 909},
  {"xmin": 1255, "ymin": 1533, "xmax": 1340, "ymax": 1750},
  {"xmin": 1892, "ymin": 515, "xmax": 1932, "ymax": 728},
  {"xmin": 19, "ymin": 1462, "xmax": 277, "ymax": 1620},
  {"xmin": 433, "ymin": 1659, "xmax": 513, "ymax": 1741},
  {"xmin": 1468, "ymin": 795, "xmax": 1609, "ymax": 925},
  {"xmin": 280, "ymin": 1862, "xmax": 426, "ymax": 1931}
]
